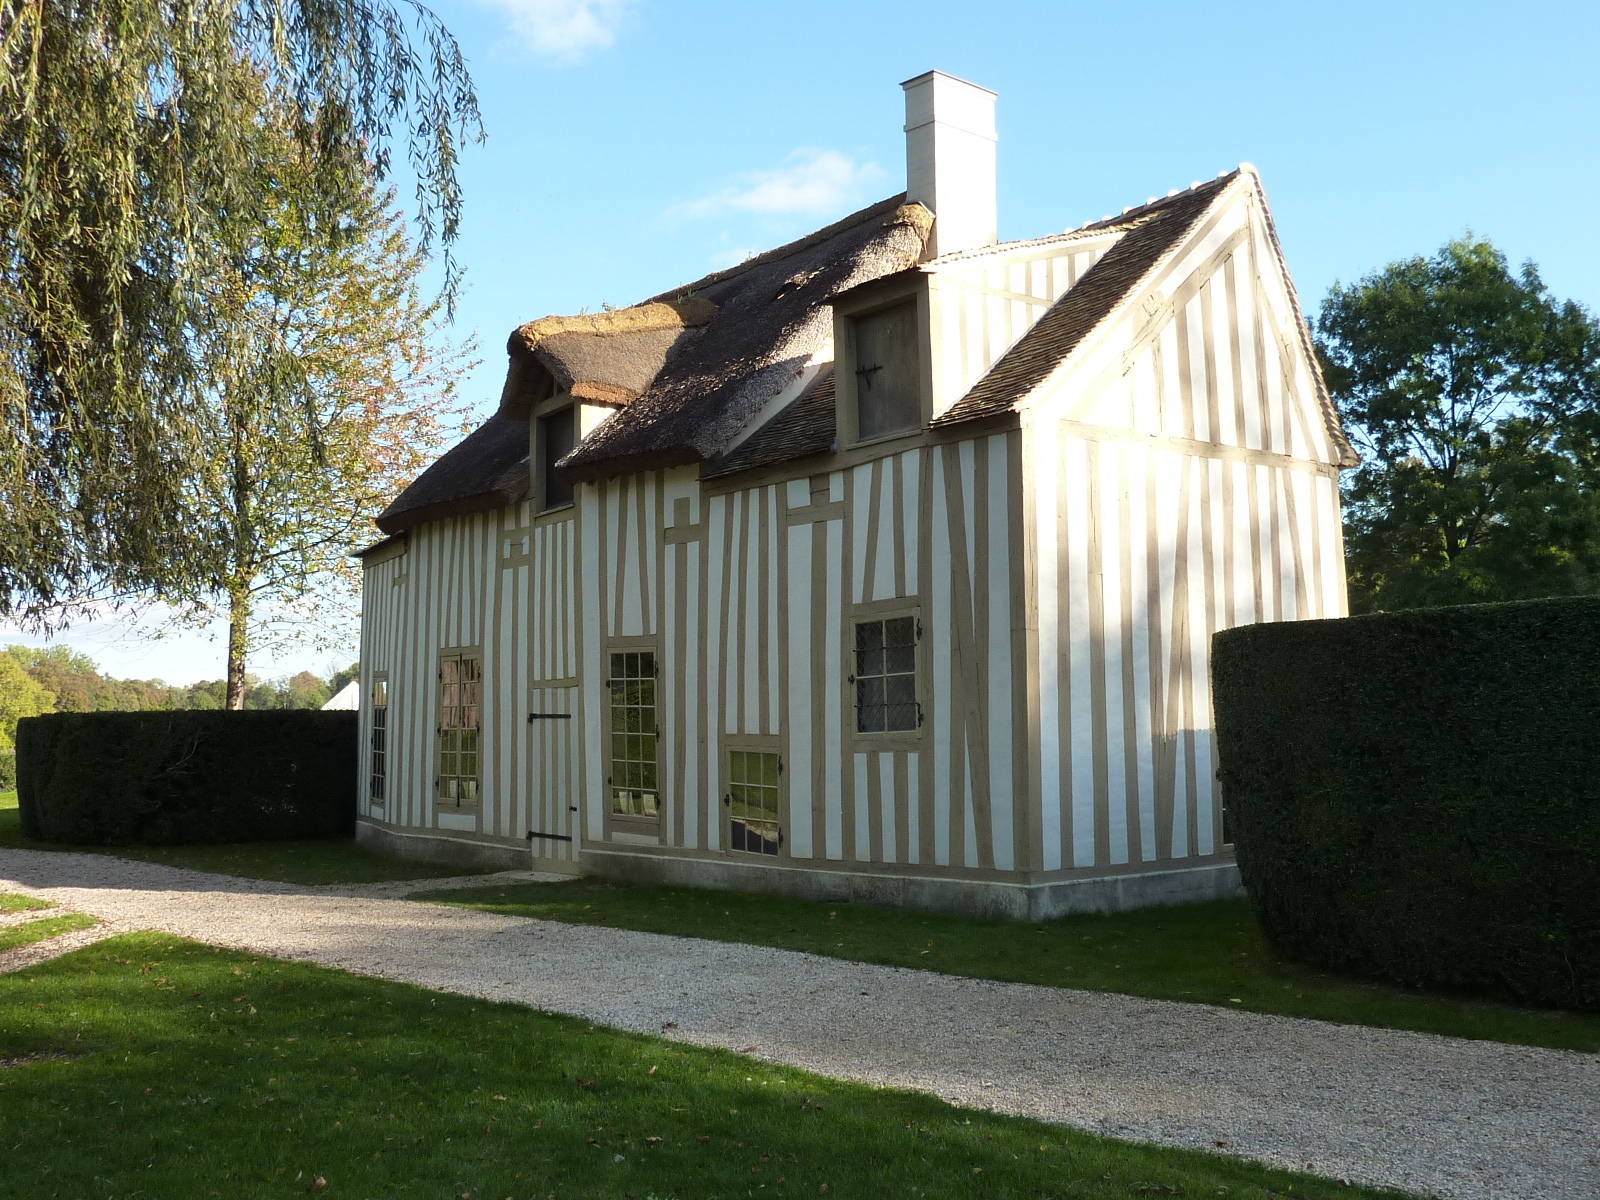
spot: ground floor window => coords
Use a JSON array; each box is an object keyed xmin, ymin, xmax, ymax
[
  {"xmin": 609, "ymin": 650, "xmax": 658, "ymax": 818},
  {"xmin": 728, "ymin": 750, "xmax": 781, "ymax": 856},
  {"xmin": 437, "ymin": 653, "xmax": 481, "ymax": 810},
  {"xmin": 853, "ymin": 616, "xmax": 919, "ymax": 733},
  {"xmin": 369, "ymin": 676, "xmax": 389, "ymax": 804}
]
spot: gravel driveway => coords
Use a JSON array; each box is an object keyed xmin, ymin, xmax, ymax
[{"xmin": 2, "ymin": 847, "xmax": 1595, "ymax": 1200}]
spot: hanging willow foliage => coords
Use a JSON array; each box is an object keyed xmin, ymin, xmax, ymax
[{"xmin": 0, "ymin": 0, "xmax": 480, "ymax": 618}]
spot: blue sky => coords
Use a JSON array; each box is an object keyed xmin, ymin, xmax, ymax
[{"xmin": 8, "ymin": 0, "xmax": 1597, "ymax": 684}]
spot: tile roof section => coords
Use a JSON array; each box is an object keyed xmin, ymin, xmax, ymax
[
  {"xmin": 703, "ymin": 370, "xmax": 837, "ymax": 480},
  {"xmin": 559, "ymin": 196, "xmax": 931, "ymax": 482},
  {"xmin": 932, "ymin": 176, "xmax": 1234, "ymax": 428}
]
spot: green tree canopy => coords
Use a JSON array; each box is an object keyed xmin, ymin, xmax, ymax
[
  {"xmin": 5, "ymin": 644, "xmax": 175, "ymax": 712},
  {"xmin": 1317, "ymin": 237, "xmax": 1600, "ymax": 611},
  {"xmin": 0, "ymin": 0, "xmax": 479, "ymax": 619},
  {"xmin": 0, "ymin": 651, "xmax": 55, "ymax": 754}
]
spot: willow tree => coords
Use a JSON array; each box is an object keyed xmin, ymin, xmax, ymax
[
  {"xmin": 168, "ymin": 95, "xmax": 470, "ymax": 708},
  {"xmin": 0, "ymin": 0, "xmax": 479, "ymax": 620}
]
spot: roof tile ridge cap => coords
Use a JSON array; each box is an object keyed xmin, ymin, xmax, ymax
[
  {"xmin": 926, "ymin": 224, "xmax": 1123, "ymax": 266},
  {"xmin": 510, "ymin": 297, "xmax": 716, "ymax": 354},
  {"xmin": 1243, "ymin": 170, "xmax": 1359, "ymax": 468},
  {"xmin": 1070, "ymin": 170, "xmax": 1241, "ymax": 236},
  {"xmin": 643, "ymin": 193, "xmax": 918, "ymax": 303},
  {"xmin": 932, "ymin": 176, "xmax": 1239, "ymax": 427}
]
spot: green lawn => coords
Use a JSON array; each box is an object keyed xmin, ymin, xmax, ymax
[
  {"xmin": 0, "ymin": 911, "xmax": 97, "ymax": 952},
  {"xmin": 0, "ymin": 891, "xmax": 54, "ymax": 914},
  {"xmin": 0, "ymin": 932, "xmax": 1403, "ymax": 1200},
  {"xmin": 424, "ymin": 878, "xmax": 1600, "ymax": 1053},
  {"xmin": 0, "ymin": 790, "xmax": 489, "ymax": 886}
]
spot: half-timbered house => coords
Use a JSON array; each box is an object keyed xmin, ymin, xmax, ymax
[{"xmin": 356, "ymin": 71, "xmax": 1356, "ymax": 918}]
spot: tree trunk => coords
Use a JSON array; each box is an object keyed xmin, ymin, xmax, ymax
[{"xmin": 225, "ymin": 581, "xmax": 250, "ymax": 710}]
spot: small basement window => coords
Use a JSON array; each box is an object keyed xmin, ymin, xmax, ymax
[
  {"xmin": 851, "ymin": 302, "xmax": 921, "ymax": 441},
  {"xmin": 539, "ymin": 405, "xmax": 577, "ymax": 510},
  {"xmin": 854, "ymin": 616, "xmax": 919, "ymax": 733},
  {"xmin": 609, "ymin": 650, "xmax": 659, "ymax": 819},
  {"xmin": 728, "ymin": 750, "xmax": 781, "ymax": 856}
]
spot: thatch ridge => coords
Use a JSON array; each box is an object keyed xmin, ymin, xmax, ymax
[{"xmin": 508, "ymin": 297, "xmax": 716, "ymax": 356}]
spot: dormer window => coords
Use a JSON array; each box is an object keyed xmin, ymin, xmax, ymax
[
  {"xmin": 538, "ymin": 405, "xmax": 577, "ymax": 510},
  {"xmin": 850, "ymin": 301, "xmax": 922, "ymax": 441}
]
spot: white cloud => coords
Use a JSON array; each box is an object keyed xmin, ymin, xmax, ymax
[
  {"xmin": 483, "ymin": 0, "xmax": 632, "ymax": 61},
  {"xmin": 673, "ymin": 149, "xmax": 887, "ymax": 220}
]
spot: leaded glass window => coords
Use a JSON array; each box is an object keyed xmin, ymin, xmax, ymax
[
  {"xmin": 437, "ymin": 654, "xmax": 480, "ymax": 809},
  {"xmin": 609, "ymin": 650, "xmax": 659, "ymax": 818},
  {"xmin": 854, "ymin": 617, "xmax": 918, "ymax": 733},
  {"xmin": 729, "ymin": 750, "xmax": 781, "ymax": 856}
]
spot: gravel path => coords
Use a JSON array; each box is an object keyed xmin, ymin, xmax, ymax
[{"xmin": 2, "ymin": 848, "xmax": 1596, "ymax": 1200}]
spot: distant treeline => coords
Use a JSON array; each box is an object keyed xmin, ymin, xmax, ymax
[{"xmin": 4, "ymin": 646, "xmax": 357, "ymax": 714}]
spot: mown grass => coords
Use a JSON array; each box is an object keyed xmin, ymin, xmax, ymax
[
  {"xmin": 0, "ymin": 790, "xmax": 488, "ymax": 886},
  {"xmin": 0, "ymin": 911, "xmax": 97, "ymax": 952},
  {"xmin": 0, "ymin": 932, "xmax": 1403, "ymax": 1200},
  {"xmin": 425, "ymin": 878, "xmax": 1600, "ymax": 1053},
  {"xmin": 0, "ymin": 891, "xmax": 54, "ymax": 914}
]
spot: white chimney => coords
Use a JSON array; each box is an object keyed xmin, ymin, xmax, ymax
[{"xmin": 902, "ymin": 70, "xmax": 998, "ymax": 258}]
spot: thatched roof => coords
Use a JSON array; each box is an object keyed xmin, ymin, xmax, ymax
[
  {"xmin": 559, "ymin": 196, "xmax": 931, "ymax": 482},
  {"xmin": 509, "ymin": 298, "xmax": 718, "ymax": 407},
  {"xmin": 376, "ymin": 415, "xmax": 529, "ymax": 534},
  {"xmin": 377, "ymin": 196, "xmax": 930, "ymax": 532},
  {"xmin": 378, "ymin": 169, "xmax": 1351, "ymax": 533}
]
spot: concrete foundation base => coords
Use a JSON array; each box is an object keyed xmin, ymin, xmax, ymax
[
  {"xmin": 356, "ymin": 820, "xmax": 580, "ymax": 876},
  {"xmin": 580, "ymin": 847, "xmax": 1242, "ymax": 920},
  {"xmin": 356, "ymin": 819, "xmax": 1240, "ymax": 917}
]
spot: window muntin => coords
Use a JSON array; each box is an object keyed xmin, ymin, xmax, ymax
[
  {"xmin": 852, "ymin": 302, "xmax": 921, "ymax": 441},
  {"xmin": 728, "ymin": 750, "xmax": 781, "ymax": 856},
  {"xmin": 609, "ymin": 650, "xmax": 659, "ymax": 819},
  {"xmin": 854, "ymin": 617, "xmax": 918, "ymax": 733},
  {"xmin": 540, "ymin": 405, "xmax": 577, "ymax": 510},
  {"xmin": 369, "ymin": 677, "xmax": 389, "ymax": 805},
  {"xmin": 437, "ymin": 654, "xmax": 480, "ymax": 809}
]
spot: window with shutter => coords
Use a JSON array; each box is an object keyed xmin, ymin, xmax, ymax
[
  {"xmin": 539, "ymin": 405, "xmax": 577, "ymax": 510},
  {"xmin": 851, "ymin": 302, "xmax": 921, "ymax": 441}
]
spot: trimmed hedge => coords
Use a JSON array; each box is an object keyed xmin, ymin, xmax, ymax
[
  {"xmin": 1212, "ymin": 596, "xmax": 1600, "ymax": 1011},
  {"xmin": 15, "ymin": 710, "xmax": 356, "ymax": 845}
]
